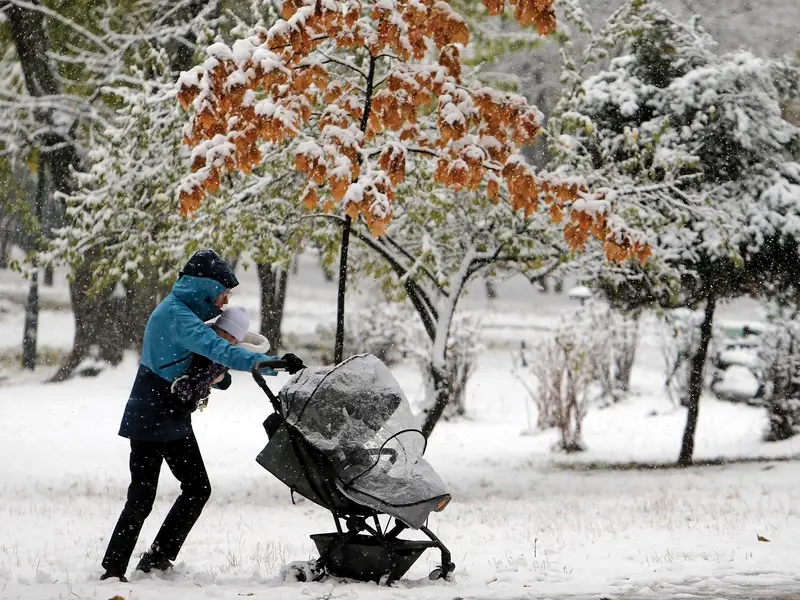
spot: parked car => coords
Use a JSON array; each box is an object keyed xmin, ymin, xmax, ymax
[{"xmin": 710, "ymin": 323, "xmax": 767, "ymax": 405}]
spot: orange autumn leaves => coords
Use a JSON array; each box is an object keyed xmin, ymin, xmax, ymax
[
  {"xmin": 177, "ymin": 0, "xmax": 649, "ymax": 265},
  {"xmin": 484, "ymin": 0, "xmax": 557, "ymax": 35}
]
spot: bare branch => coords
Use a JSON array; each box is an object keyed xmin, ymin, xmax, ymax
[
  {"xmin": 382, "ymin": 234, "xmax": 443, "ymax": 292},
  {"xmin": 405, "ymin": 145, "xmax": 503, "ymax": 172},
  {"xmin": 315, "ymin": 50, "xmax": 367, "ymax": 79}
]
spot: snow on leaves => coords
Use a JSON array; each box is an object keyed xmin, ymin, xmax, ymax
[
  {"xmin": 551, "ymin": 0, "xmax": 800, "ymax": 274},
  {"xmin": 483, "ymin": 0, "xmax": 556, "ymax": 35},
  {"xmin": 177, "ymin": 0, "xmax": 648, "ymax": 264}
]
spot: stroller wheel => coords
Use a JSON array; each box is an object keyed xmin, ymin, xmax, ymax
[{"xmin": 429, "ymin": 562, "xmax": 455, "ymax": 581}]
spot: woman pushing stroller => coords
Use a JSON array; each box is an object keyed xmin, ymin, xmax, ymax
[{"xmin": 100, "ymin": 249, "xmax": 304, "ymax": 582}]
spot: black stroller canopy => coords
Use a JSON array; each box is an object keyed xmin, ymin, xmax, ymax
[{"xmin": 278, "ymin": 354, "xmax": 450, "ymax": 529}]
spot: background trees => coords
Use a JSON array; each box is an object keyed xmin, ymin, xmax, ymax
[
  {"xmin": 1, "ymin": 0, "xmax": 224, "ymax": 376},
  {"xmin": 2, "ymin": 0, "xmax": 799, "ymax": 459},
  {"xmin": 549, "ymin": 0, "xmax": 800, "ymax": 464}
]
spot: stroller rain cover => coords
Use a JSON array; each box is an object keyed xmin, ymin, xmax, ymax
[{"xmin": 277, "ymin": 354, "xmax": 450, "ymax": 529}]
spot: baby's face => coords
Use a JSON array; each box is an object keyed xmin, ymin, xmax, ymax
[{"xmin": 213, "ymin": 326, "xmax": 238, "ymax": 344}]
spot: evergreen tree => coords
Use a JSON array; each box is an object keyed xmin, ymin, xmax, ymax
[{"xmin": 549, "ymin": 0, "xmax": 800, "ymax": 464}]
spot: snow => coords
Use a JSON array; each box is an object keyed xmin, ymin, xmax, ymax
[
  {"xmin": 295, "ymin": 140, "xmax": 324, "ymax": 159},
  {"xmin": 253, "ymin": 99, "xmax": 277, "ymax": 118},
  {"xmin": 342, "ymin": 181, "xmax": 364, "ymax": 204},
  {"xmin": 440, "ymin": 102, "xmax": 466, "ymax": 126},
  {"xmin": 718, "ymin": 347, "xmax": 761, "ymax": 369},
  {"xmin": 207, "ymin": 42, "xmax": 234, "ymax": 62},
  {"xmin": 714, "ymin": 365, "xmax": 761, "ymax": 401},
  {"xmin": 178, "ymin": 67, "xmax": 202, "ymax": 89},
  {"xmin": 224, "ymin": 70, "xmax": 247, "ymax": 91},
  {"xmin": 231, "ymin": 39, "xmax": 256, "ymax": 64},
  {"xmin": 3, "ymin": 257, "xmax": 800, "ymax": 599},
  {"xmin": 567, "ymin": 285, "xmax": 592, "ymax": 299},
  {"xmin": 251, "ymin": 49, "xmax": 289, "ymax": 76}
]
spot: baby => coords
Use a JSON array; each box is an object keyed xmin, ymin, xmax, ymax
[{"xmin": 171, "ymin": 306, "xmax": 272, "ymax": 411}]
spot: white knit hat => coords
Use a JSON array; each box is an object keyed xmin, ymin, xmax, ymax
[{"xmin": 215, "ymin": 306, "xmax": 249, "ymax": 342}]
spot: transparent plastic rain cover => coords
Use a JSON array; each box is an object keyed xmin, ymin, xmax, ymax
[{"xmin": 278, "ymin": 354, "xmax": 449, "ymax": 528}]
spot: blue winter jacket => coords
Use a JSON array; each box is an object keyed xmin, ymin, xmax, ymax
[{"xmin": 119, "ymin": 274, "xmax": 278, "ymax": 441}]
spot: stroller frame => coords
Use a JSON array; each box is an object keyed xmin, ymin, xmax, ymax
[{"xmin": 252, "ymin": 361, "xmax": 455, "ymax": 584}]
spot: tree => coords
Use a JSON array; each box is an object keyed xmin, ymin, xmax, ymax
[
  {"xmin": 334, "ymin": 163, "xmax": 576, "ymax": 436},
  {"xmin": 45, "ymin": 2, "xmax": 319, "ymax": 359},
  {"xmin": 2, "ymin": 0, "xmax": 225, "ymax": 377},
  {"xmin": 1, "ymin": 0, "xmax": 90, "ymax": 376},
  {"xmin": 549, "ymin": 0, "xmax": 800, "ymax": 465},
  {"xmin": 176, "ymin": 0, "xmax": 648, "ymax": 370}
]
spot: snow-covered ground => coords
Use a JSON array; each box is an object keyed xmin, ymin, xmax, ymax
[{"xmin": 2, "ymin": 256, "xmax": 800, "ymax": 600}]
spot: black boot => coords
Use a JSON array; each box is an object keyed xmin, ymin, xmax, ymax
[
  {"xmin": 135, "ymin": 549, "xmax": 173, "ymax": 574},
  {"xmin": 100, "ymin": 571, "xmax": 129, "ymax": 582}
]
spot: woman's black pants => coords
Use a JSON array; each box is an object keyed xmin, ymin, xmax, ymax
[{"xmin": 101, "ymin": 433, "xmax": 211, "ymax": 574}]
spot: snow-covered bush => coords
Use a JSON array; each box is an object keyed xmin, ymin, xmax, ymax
[
  {"xmin": 314, "ymin": 299, "xmax": 412, "ymax": 365},
  {"xmin": 587, "ymin": 304, "xmax": 640, "ymax": 403},
  {"xmin": 523, "ymin": 310, "xmax": 607, "ymax": 452},
  {"xmin": 346, "ymin": 301, "xmax": 414, "ymax": 366},
  {"xmin": 515, "ymin": 302, "xmax": 637, "ymax": 438},
  {"xmin": 609, "ymin": 310, "xmax": 640, "ymax": 397},
  {"xmin": 760, "ymin": 310, "xmax": 800, "ymax": 441}
]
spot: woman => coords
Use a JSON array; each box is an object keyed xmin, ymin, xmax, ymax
[{"xmin": 100, "ymin": 249, "xmax": 304, "ymax": 581}]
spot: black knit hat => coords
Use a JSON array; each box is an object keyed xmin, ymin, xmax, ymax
[{"xmin": 179, "ymin": 249, "xmax": 239, "ymax": 289}]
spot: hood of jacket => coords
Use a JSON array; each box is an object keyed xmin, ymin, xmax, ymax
[
  {"xmin": 172, "ymin": 275, "xmax": 228, "ymax": 322},
  {"xmin": 180, "ymin": 249, "xmax": 239, "ymax": 288},
  {"xmin": 237, "ymin": 331, "xmax": 271, "ymax": 353}
]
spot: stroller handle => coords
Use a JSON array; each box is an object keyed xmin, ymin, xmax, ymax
[
  {"xmin": 251, "ymin": 360, "xmax": 287, "ymax": 414},
  {"xmin": 253, "ymin": 359, "xmax": 289, "ymax": 373}
]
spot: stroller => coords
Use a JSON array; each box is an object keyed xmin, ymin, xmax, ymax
[{"xmin": 252, "ymin": 354, "xmax": 455, "ymax": 584}]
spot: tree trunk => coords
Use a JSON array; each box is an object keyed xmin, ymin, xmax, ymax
[
  {"xmin": 257, "ymin": 262, "xmax": 289, "ymax": 352},
  {"xmin": 421, "ymin": 365, "xmax": 449, "ymax": 439},
  {"xmin": 21, "ymin": 158, "xmax": 47, "ymax": 370},
  {"xmin": 21, "ymin": 271, "xmax": 39, "ymax": 370},
  {"xmin": 165, "ymin": 0, "xmax": 211, "ymax": 72},
  {"xmin": 5, "ymin": 1, "xmax": 81, "ymax": 192},
  {"xmin": 677, "ymin": 297, "xmax": 717, "ymax": 466},
  {"xmin": 0, "ymin": 216, "xmax": 11, "ymax": 269},
  {"xmin": 484, "ymin": 277, "xmax": 497, "ymax": 299},
  {"xmin": 420, "ymin": 248, "xmax": 476, "ymax": 438},
  {"xmin": 121, "ymin": 274, "xmax": 160, "ymax": 353},
  {"xmin": 614, "ymin": 311, "xmax": 641, "ymax": 394},
  {"xmin": 334, "ymin": 55, "xmax": 378, "ymax": 365},
  {"xmin": 49, "ymin": 249, "xmax": 115, "ymax": 382},
  {"xmin": 333, "ymin": 215, "xmax": 352, "ymax": 365}
]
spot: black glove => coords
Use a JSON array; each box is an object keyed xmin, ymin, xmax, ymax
[{"xmin": 281, "ymin": 353, "xmax": 305, "ymax": 375}]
